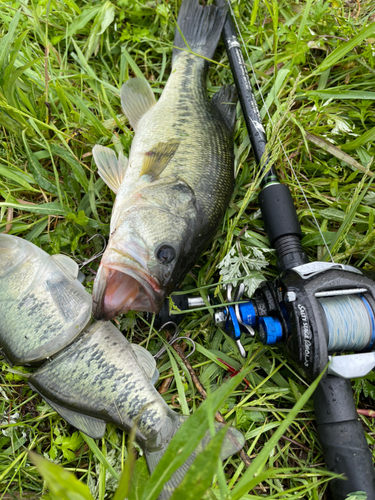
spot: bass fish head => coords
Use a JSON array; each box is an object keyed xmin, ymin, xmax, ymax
[
  {"xmin": 0, "ymin": 234, "xmax": 92, "ymax": 364},
  {"xmin": 92, "ymin": 180, "xmax": 199, "ymax": 320},
  {"xmin": 0, "ymin": 234, "xmax": 81, "ymax": 294}
]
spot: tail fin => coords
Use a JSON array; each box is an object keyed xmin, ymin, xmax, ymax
[
  {"xmin": 173, "ymin": 0, "xmax": 228, "ymax": 64},
  {"xmin": 144, "ymin": 416, "xmax": 244, "ymax": 499}
]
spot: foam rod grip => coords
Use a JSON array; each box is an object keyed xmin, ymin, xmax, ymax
[{"xmin": 313, "ymin": 376, "xmax": 375, "ymax": 500}]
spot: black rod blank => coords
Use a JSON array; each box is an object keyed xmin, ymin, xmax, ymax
[{"xmin": 216, "ymin": 0, "xmax": 277, "ymax": 185}]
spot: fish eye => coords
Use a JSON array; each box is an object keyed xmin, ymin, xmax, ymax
[{"xmin": 156, "ymin": 245, "xmax": 176, "ymax": 264}]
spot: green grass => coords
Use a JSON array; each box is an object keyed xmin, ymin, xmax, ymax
[{"xmin": 1, "ymin": 0, "xmax": 375, "ymax": 498}]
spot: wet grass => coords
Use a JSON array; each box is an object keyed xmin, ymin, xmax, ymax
[{"xmin": 1, "ymin": 0, "xmax": 375, "ymax": 498}]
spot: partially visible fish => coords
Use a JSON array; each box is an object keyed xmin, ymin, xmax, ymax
[
  {"xmin": 0, "ymin": 234, "xmax": 245, "ymax": 498},
  {"xmin": 29, "ymin": 321, "xmax": 245, "ymax": 498},
  {"xmin": 0, "ymin": 234, "xmax": 91, "ymax": 364},
  {"xmin": 92, "ymin": 0, "xmax": 237, "ymax": 321}
]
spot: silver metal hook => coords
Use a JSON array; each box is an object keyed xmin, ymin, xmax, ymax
[
  {"xmin": 169, "ymin": 336, "xmax": 196, "ymax": 359},
  {"xmin": 227, "ymin": 283, "xmax": 233, "ymax": 303},
  {"xmin": 157, "ymin": 321, "xmax": 179, "ymax": 335},
  {"xmin": 153, "ymin": 322, "xmax": 195, "ymax": 360},
  {"xmin": 79, "ymin": 234, "xmax": 107, "ymax": 270},
  {"xmin": 154, "ymin": 322, "xmax": 180, "ymax": 359}
]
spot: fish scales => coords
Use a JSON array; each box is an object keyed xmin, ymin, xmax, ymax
[
  {"xmin": 30, "ymin": 321, "xmax": 178, "ymax": 450},
  {"xmin": 114, "ymin": 55, "xmax": 232, "ymax": 233},
  {"xmin": 92, "ymin": 0, "xmax": 237, "ymax": 320},
  {"xmin": 29, "ymin": 319, "xmax": 245, "ymax": 499}
]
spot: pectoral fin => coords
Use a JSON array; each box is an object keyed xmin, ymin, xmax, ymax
[
  {"xmin": 131, "ymin": 344, "xmax": 159, "ymax": 385},
  {"xmin": 93, "ymin": 145, "xmax": 128, "ymax": 194},
  {"xmin": 121, "ymin": 78, "xmax": 156, "ymax": 131},
  {"xmin": 50, "ymin": 254, "xmax": 79, "ymax": 280},
  {"xmin": 140, "ymin": 140, "xmax": 180, "ymax": 180}
]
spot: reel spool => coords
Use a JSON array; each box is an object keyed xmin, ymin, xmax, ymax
[{"xmin": 318, "ymin": 294, "xmax": 375, "ymax": 352}]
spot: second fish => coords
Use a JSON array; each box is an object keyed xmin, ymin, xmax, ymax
[{"xmin": 92, "ymin": 0, "xmax": 237, "ymax": 320}]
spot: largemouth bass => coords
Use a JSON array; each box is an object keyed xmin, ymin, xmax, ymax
[
  {"xmin": 29, "ymin": 321, "xmax": 244, "ymax": 498},
  {"xmin": 92, "ymin": 0, "xmax": 237, "ymax": 320},
  {"xmin": 0, "ymin": 234, "xmax": 91, "ymax": 364},
  {"xmin": 0, "ymin": 234, "xmax": 245, "ymax": 498}
]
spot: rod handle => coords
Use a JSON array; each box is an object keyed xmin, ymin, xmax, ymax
[
  {"xmin": 313, "ymin": 376, "xmax": 375, "ymax": 499},
  {"xmin": 258, "ymin": 183, "xmax": 308, "ymax": 270}
]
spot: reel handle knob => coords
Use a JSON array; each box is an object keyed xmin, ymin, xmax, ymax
[{"xmin": 258, "ymin": 316, "xmax": 283, "ymax": 345}]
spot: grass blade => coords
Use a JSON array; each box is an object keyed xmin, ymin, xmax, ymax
[
  {"xmin": 230, "ymin": 369, "xmax": 326, "ymax": 500},
  {"xmin": 141, "ymin": 368, "xmax": 250, "ymax": 500},
  {"xmin": 50, "ymin": 144, "xmax": 90, "ymax": 193},
  {"xmin": 304, "ymin": 89, "xmax": 375, "ymax": 100},
  {"xmin": 168, "ymin": 349, "xmax": 190, "ymax": 416},
  {"xmin": 81, "ymin": 434, "xmax": 119, "ymax": 480},
  {"xmin": 169, "ymin": 425, "xmax": 228, "ymax": 500},
  {"xmin": 128, "ymin": 458, "xmax": 149, "ymax": 500},
  {"xmin": 112, "ymin": 425, "xmax": 137, "ymax": 500},
  {"xmin": 0, "ymin": 201, "xmax": 67, "ymax": 216},
  {"xmin": 29, "ymin": 451, "xmax": 94, "ymax": 500},
  {"xmin": 0, "ymin": 9, "xmax": 20, "ymax": 71},
  {"xmin": 317, "ymin": 21, "xmax": 375, "ymax": 72},
  {"xmin": 341, "ymin": 126, "xmax": 375, "ymax": 151},
  {"xmin": 328, "ymin": 175, "xmax": 373, "ymax": 257},
  {"xmin": 306, "ymin": 132, "xmax": 373, "ymax": 176}
]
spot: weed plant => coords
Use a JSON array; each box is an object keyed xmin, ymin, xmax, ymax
[{"xmin": 0, "ymin": 0, "xmax": 375, "ymax": 499}]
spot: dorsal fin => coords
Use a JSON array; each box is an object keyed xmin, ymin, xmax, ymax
[
  {"xmin": 50, "ymin": 254, "xmax": 79, "ymax": 280},
  {"xmin": 131, "ymin": 344, "xmax": 159, "ymax": 385},
  {"xmin": 211, "ymin": 85, "xmax": 238, "ymax": 134},
  {"xmin": 121, "ymin": 78, "xmax": 156, "ymax": 131},
  {"xmin": 139, "ymin": 140, "xmax": 180, "ymax": 180},
  {"xmin": 92, "ymin": 145, "xmax": 128, "ymax": 194}
]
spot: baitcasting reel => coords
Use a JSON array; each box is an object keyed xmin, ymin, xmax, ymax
[{"xmin": 215, "ymin": 261, "xmax": 375, "ymax": 381}]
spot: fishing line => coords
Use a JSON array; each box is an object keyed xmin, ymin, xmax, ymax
[
  {"xmin": 225, "ymin": 0, "xmax": 334, "ymax": 263},
  {"xmin": 319, "ymin": 294, "xmax": 375, "ymax": 351}
]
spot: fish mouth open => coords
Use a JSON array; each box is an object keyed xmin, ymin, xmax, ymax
[{"xmin": 92, "ymin": 262, "xmax": 163, "ymax": 321}]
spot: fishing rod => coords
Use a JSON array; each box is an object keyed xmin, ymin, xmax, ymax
[{"xmin": 213, "ymin": 1, "xmax": 375, "ymax": 498}]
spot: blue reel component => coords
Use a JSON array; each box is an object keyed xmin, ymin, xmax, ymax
[
  {"xmin": 361, "ymin": 295, "xmax": 375, "ymax": 350},
  {"xmin": 238, "ymin": 302, "xmax": 257, "ymax": 328},
  {"xmin": 258, "ymin": 316, "xmax": 283, "ymax": 345},
  {"xmin": 226, "ymin": 302, "xmax": 258, "ymax": 341}
]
